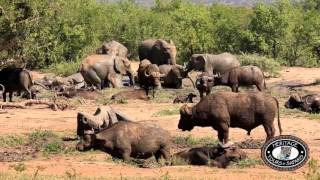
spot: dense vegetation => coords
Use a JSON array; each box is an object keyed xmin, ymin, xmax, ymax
[{"xmin": 0, "ymin": 0, "xmax": 319, "ymax": 74}]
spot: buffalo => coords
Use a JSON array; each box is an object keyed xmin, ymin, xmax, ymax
[
  {"xmin": 213, "ymin": 65, "xmax": 266, "ymax": 92},
  {"xmin": 174, "ymin": 145, "xmax": 247, "ymax": 168},
  {"xmin": 195, "ymin": 72, "xmax": 214, "ymax": 99},
  {"xmin": 0, "ymin": 67, "xmax": 45, "ymax": 102},
  {"xmin": 178, "ymin": 91, "xmax": 282, "ymax": 147},
  {"xmin": 76, "ymin": 121, "xmax": 171, "ymax": 162},
  {"xmin": 285, "ymin": 93, "xmax": 320, "ymax": 113},
  {"xmin": 173, "ymin": 93, "xmax": 197, "ymax": 103}
]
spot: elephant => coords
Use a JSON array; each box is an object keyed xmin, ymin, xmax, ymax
[
  {"xmin": 158, "ymin": 64, "xmax": 195, "ymax": 89},
  {"xmin": 138, "ymin": 39, "xmax": 177, "ymax": 65},
  {"xmin": 79, "ymin": 55, "xmax": 134, "ymax": 89},
  {"xmin": 186, "ymin": 53, "xmax": 240, "ymax": 76},
  {"xmin": 137, "ymin": 59, "xmax": 165, "ymax": 97},
  {"xmin": 96, "ymin": 40, "xmax": 128, "ymax": 58},
  {"xmin": 76, "ymin": 106, "xmax": 133, "ymax": 139}
]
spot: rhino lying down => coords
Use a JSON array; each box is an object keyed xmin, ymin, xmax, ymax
[
  {"xmin": 76, "ymin": 121, "xmax": 171, "ymax": 162},
  {"xmin": 76, "ymin": 106, "xmax": 133, "ymax": 139},
  {"xmin": 174, "ymin": 145, "xmax": 246, "ymax": 168}
]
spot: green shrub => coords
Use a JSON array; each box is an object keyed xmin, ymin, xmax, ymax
[
  {"xmin": 44, "ymin": 61, "xmax": 81, "ymax": 76},
  {"xmin": 237, "ymin": 53, "xmax": 281, "ymax": 77},
  {"xmin": 230, "ymin": 158, "xmax": 263, "ymax": 168},
  {"xmin": 0, "ymin": 135, "xmax": 25, "ymax": 148}
]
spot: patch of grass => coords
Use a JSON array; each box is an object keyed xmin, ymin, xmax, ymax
[
  {"xmin": 230, "ymin": 158, "xmax": 263, "ymax": 169},
  {"xmin": 9, "ymin": 163, "xmax": 26, "ymax": 173},
  {"xmin": 28, "ymin": 130, "xmax": 76, "ymax": 155},
  {"xmin": 304, "ymin": 158, "xmax": 320, "ymax": 180},
  {"xmin": 152, "ymin": 107, "xmax": 179, "ymax": 117},
  {"xmin": 151, "ymin": 89, "xmax": 177, "ymax": 103},
  {"xmin": 173, "ymin": 135, "xmax": 218, "ymax": 148},
  {"xmin": 44, "ymin": 61, "xmax": 80, "ymax": 77},
  {"xmin": 97, "ymin": 97, "xmax": 128, "ymax": 105},
  {"xmin": 280, "ymin": 107, "xmax": 320, "ymax": 120},
  {"xmin": 0, "ymin": 135, "xmax": 25, "ymax": 148}
]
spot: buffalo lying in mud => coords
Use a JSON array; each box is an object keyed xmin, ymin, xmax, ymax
[
  {"xmin": 174, "ymin": 145, "xmax": 247, "ymax": 168},
  {"xmin": 285, "ymin": 93, "xmax": 320, "ymax": 113},
  {"xmin": 76, "ymin": 121, "xmax": 171, "ymax": 162}
]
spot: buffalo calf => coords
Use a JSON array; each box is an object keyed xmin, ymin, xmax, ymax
[{"xmin": 174, "ymin": 145, "xmax": 246, "ymax": 168}]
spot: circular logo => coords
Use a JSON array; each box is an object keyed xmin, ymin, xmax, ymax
[{"xmin": 261, "ymin": 135, "xmax": 309, "ymax": 171}]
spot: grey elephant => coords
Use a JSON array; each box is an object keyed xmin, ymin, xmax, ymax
[
  {"xmin": 80, "ymin": 55, "xmax": 134, "ymax": 89},
  {"xmin": 76, "ymin": 106, "xmax": 133, "ymax": 139},
  {"xmin": 96, "ymin": 40, "xmax": 128, "ymax": 58},
  {"xmin": 51, "ymin": 73, "xmax": 85, "ymax": 90},
  {"xmin": 159, "ymin": 64, "xmax": 195, "ymax": 89},
  {"xmin": 186, "ymin": 53, "xmax": 240, "ymax": 76},
  {"xmin": 138, "ymin": 39, "xmax": 177, "ymax": 65}
]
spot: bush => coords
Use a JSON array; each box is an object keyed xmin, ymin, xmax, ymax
[
  {"xmin": 237, "ymin": 53, "xmax": 281, "ymax": 77},
  {"xmin": 44, "ymin": 61, "xmax": 81, "ymax": 76}
]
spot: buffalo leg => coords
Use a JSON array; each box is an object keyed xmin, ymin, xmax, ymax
[
  {"xmin": 217, "ymin": 123, "xmax": 229, "ymax": 144},
  {"xmin": 121, "ymin": 150, "xmax": 132, "ymax": 162},
  {"xmin": 231, "ymin": 84, "xmax": 238, "ymax": 92},
  {"xmin": 9, "ymin": 92, "xmax": 13, "ymax": 102},
  {"xmin": 263, "ymin": 123, "xmax": 275, "ymax": 142},
  {"xmin": 200, "ymin": 91, "xmax": 204, "ymax": 99},
  {"xmin": 256, "ymin": 83, "xmax": 263, "ymax": 91},
  {"xmin": 2, "ymin": 91, "xmax": 6, "ymax": 102}
]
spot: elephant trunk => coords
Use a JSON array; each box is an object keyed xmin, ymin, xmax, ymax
[
  {"xmin": 187, "ymin": 75, "xmax": 195, "ymax": 88},
  {"xmin": 0, "ymin": 84, "xmax": 5, "ymax": 93},
  {"xmin": 127, "ymin": 69, "xmax": 135, "ymax": 86}
]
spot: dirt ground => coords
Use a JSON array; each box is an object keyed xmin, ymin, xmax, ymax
[{"xmin": 0, "ymin": 66, "xmax": 319, "ymax": 179}]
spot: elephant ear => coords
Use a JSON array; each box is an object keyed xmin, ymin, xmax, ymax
[
  {"xmin": 291, "ymin": 94, "xmax": 302, "ymax": 102},
  {"xmin": 154, "ymin": 39, "xmax": 164, "ymax": 50},
  {"xmin": 114, "ymin": 57, "xmax": 127, "ymax": 75}
]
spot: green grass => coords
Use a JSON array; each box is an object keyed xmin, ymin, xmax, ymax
[
  {"xmin": 28, "ymin": 130, "xmax": 76, "ymax": 155},
  {"xmin": 173, "ymin": 135, "xmax": 218, "ymax": 147},
  {"xmin": 0, "ymin": 135, "xmax": 25, "ymax": 148},
  {"xmin": 9, "ymin": 163, "xmax": 27, "ymax": 173},
  {"xmin": 152, "ymin": 107, "xmax": 180, "ymax": 117},
  {"xmin": 230, "ymin": 158, "xmax": 263, "ymax": 169},
  {"xmin": 280, "ymin": 107, "xmax": 320, "ymax": 120},
  {"xmin": 44, "ymin": 61, "xmax": 81, "ymax": 77}
]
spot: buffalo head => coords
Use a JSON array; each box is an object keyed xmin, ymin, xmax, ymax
[
  {"xmin": 178, "ymin": 104, "xmax": 195, "ymax": 131},
  {"xmin": 76, "ymin": 134, "xmax": 95, "ymax": 151},
  {"xmin": 285, "ymin": 94, "xmax": 302, "ymax": 109}
]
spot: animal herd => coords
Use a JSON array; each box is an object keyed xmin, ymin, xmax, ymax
[{"xmin": 0, "ymin": 39, "xmax": 319, "ymax": 168}]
